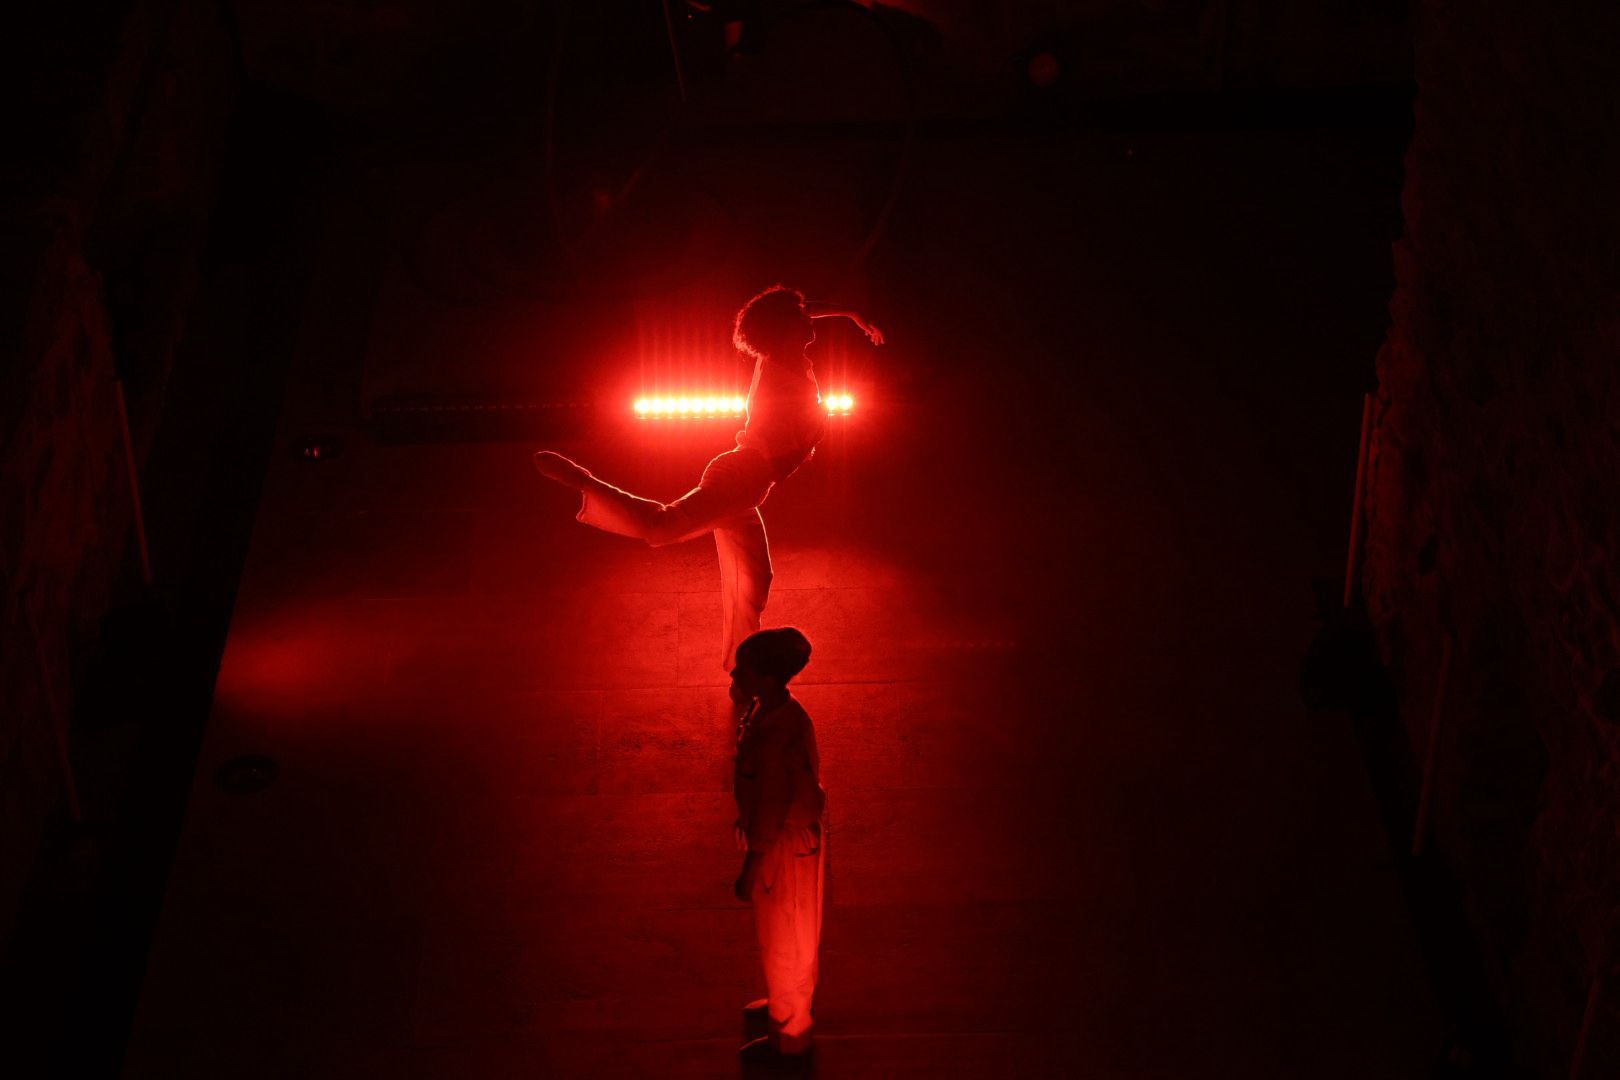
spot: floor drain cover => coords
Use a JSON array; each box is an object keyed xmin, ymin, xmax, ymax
[{"xmin": 215, "ymin": 754, "xmax": 279, "ymax": 794}]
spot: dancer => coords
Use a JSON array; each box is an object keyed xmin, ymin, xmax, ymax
[
  {"xmin": 729, "ymin": 627, "xmax": 825, "ymax": 1062},
  {"xmin": 533, "ymin": 285, "xmax": 882, "ymax": 669}
]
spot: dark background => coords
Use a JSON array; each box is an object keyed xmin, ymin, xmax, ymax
[{"xmin": 3, "ymin": 1, "xmax": 1616, "ymax": 1076}]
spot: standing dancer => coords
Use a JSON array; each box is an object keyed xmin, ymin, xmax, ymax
[
  {"xmin": 533, "ymin": 285, "xmax": 882, "ymax": 669},
  {"xmin": 729, "ymin": 627, "xmax": 825, "ymax": 1062}
]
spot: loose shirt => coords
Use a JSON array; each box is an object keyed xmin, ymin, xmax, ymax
[
  {"xmin": 734, "ymin": 697, "xmax": 825, "ymax": 852},
  {"xmin": 735, "ymin": 356, "xmax": 828, "ymax": 478}
]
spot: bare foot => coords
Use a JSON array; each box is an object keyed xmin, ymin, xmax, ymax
[{"xmin": 532, "ymin": 451, "xmax": 591, "ymax": 489}]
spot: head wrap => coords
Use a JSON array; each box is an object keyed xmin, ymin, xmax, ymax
[{"xmin": 735, "ymin": 627, "xmax": 812, "ymax": 682}]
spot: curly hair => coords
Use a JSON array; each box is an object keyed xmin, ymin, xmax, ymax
[{"xmin": 732, "ymin": 284, "xmax": 808, "ymax": 360}]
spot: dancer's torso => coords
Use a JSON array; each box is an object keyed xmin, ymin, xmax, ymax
[
  {"xmin": 734, "ymin": 697, "xmax": 825, "ymax": 851},
  {"xmin": 736, "ymin": 355, "xmax": 827, "ymax": 479}
]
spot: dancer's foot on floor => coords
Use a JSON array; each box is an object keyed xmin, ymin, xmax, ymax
[
  {"xmin": 532, "ymin": 451, "xmax": 591, "ymax": 489},
  {"xmin": 738, "ymin": 1035, "xmax": 810, "ymax": 1067},
  {"xmin": 743, "ymin": 998, "xmax": 771, "ymax": 1037}
]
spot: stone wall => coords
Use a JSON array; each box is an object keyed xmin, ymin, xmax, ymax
[
  {"xmin": 1363, "ymin": 0, "xmax": 1620, "ymax": 1071},
  {"xmin": 0, "ymin": 221, "xmax": 123, "ymax": 946},
  {"xmin": 0, "ymin": 0, "xmax": 234, "ymax": 948}
]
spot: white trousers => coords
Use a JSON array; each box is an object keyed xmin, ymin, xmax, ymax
[
  {"xmin": 575, "ymin": 447, "xmax": 776, "ymax": 670},
  {"xmin": 751, "ymin": 827, "xmax": 825, "ymax": 1053}
]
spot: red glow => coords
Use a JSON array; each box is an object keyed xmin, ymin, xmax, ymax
[{"xmin": 633, "ymin": 394, "xmax": 854, "ymax": 418}]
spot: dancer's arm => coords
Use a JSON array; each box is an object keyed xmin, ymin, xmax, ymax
[
  {"xmin": 734, "ymin": 850, "xmax": 762, "ymax": 901},
  {"xmin": 805, "ymin": 301, "xmax": 885, "ymax": 345}
]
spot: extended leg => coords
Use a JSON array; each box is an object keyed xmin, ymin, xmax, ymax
[
  {"xmin": 714, "ymin": 509, "xmax": 773, "ymax": 671},
  {"xmin": 535, "ymin": 449, "xmax": 771, "ymax": 548},
  {"xmin": 575, "ymin": 475, "xmax": 692, "ymax": 543}
]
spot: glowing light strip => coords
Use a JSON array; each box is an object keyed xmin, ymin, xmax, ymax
[{"xmin": 633, "ymin": 394, "xmax": 855, "ymax": 418}]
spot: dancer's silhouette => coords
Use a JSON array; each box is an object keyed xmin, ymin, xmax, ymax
[
  {"xmin": 729, "ymin": 627, "xmax": 824, "ymax": 1062},
  {"xmin": 533, "ymin": 285, "xmax": 882, "ymax": 668}
]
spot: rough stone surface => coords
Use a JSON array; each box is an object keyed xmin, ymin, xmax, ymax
[
  {"xmin": 0, "ymin": 221, "xmax": 121, "ymax": 944},
  {"xmin": 1362, "ymin": 1, "xmax": 1620, "ymax": 1071},
  {"xmin": 1, "ymin": 0, "xmax": 234, "ymax": 952}
]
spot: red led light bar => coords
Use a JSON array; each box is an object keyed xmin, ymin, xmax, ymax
[{"xmin": 633, "ymin": 394, "xmax": 855, "ymax": 418}]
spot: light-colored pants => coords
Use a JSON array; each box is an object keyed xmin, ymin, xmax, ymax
[
  {"xmin": 751, "ymin": 826, "xmax": 825, "ymax": 1053},
  {"xmin": 576, "ymin": 448, "xmax": 776, "ymax": 670}
]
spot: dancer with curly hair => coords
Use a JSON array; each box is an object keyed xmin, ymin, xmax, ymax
[{"xmin": 533, "ymin": 285, "xmax": 883, "ymax": 669}]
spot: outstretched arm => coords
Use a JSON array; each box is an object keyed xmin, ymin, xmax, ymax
[{"xmin": 805, "ymin": 301, "xmax": 885, "ymax": 345}]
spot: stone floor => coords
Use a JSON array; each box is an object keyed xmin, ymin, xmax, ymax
[{"xmin": 125, "ymin": 124, "xmax": 1438, "ymax": 1077}]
